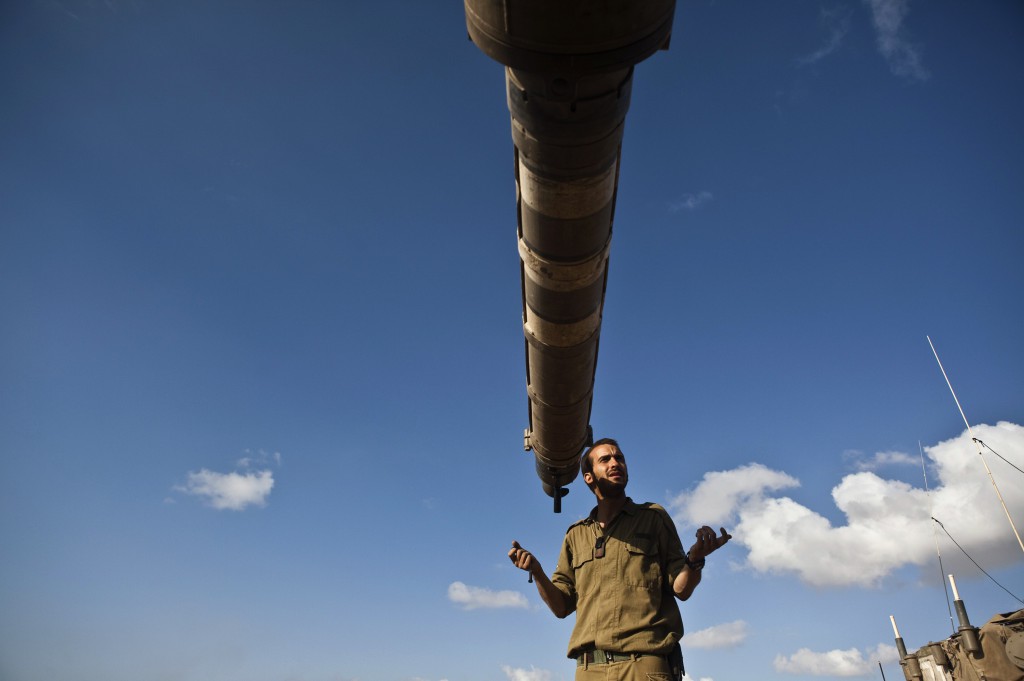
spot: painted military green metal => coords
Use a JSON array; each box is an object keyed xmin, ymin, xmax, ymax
[{"xmin": 465, "ymin": 0, "xmax": 677, "ymax": 510}]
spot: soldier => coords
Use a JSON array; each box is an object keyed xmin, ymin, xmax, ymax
[{"xmin": 509, "ymin": 438, "xmax": 731, "ymax": 681}]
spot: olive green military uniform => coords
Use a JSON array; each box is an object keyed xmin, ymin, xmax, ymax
[{"xmin": 551, "ymin": 499, "xmax": 690, "ymax": 679}]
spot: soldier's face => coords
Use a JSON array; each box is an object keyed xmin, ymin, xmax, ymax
[{"xmin": 586, "ymin": 444, "xmax": 628, "ymax": 495}]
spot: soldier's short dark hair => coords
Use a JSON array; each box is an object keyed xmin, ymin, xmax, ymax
[{"xmin": 580, "ymin": 437, "xmax": 621, "ymax": 490}]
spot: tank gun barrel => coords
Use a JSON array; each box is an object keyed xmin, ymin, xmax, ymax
[{"xmin": 465, "ymin": 0, "xmax": 677, "ymax": 510}]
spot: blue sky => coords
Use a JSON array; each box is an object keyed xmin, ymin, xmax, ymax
[{"xmin": 1, "ymin": 2, "xmax": 1022, "ymax": 681}]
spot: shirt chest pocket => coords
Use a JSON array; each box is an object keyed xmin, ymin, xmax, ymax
[
  {"xmin": 622, "ymin": 538, "xmax": 662, "ymax": 590},
  {"xmin": 571, "ymin": 547, "xmax": 595, "ymax": 570},
  {"xmin": 570, "ymin": 546, "xmax": 597, "ymax": 594}
]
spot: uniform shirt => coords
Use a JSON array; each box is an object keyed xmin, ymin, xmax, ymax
[{"xmin": 551, "ymin": 498, "xmax": 690, "ymax": 658}]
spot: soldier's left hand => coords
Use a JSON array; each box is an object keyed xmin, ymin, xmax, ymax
[{"xmin": 688, "ymin": 526, "xmax": 731, "ymax": 560}]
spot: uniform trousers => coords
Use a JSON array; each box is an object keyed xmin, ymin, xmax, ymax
[{"xmin": 575, "ymin": 654, "xmax": 674, "ymax": 681}]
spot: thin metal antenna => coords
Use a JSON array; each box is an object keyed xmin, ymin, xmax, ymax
[
  {"xmin": 927, "ymin": 336, "xmax": 1024, "ymax": 554},
  {"xmin": 919, "ymin": 440, "xmax": 955, "ymax": 634},
  {"xmin": 878, "ymin": 661, "xmax": 886, "ymax": 681}
]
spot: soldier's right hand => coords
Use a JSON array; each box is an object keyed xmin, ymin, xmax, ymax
[{"xmin": 509, "ymin": 540, "xmax": 539, "ymax": 575}]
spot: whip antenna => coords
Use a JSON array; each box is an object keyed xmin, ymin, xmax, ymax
[
  {"xmin": 920, "ymin": 440, "xmax": 955, "ymax": 634},
  {"xmin": 927, "ymin": 336, "xmax": 1024, "ymax": 554}
]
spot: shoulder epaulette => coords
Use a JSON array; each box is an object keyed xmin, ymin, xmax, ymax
[{"xmin": 565, "ymin": 516, "xmax": 593, "ymax": 534}]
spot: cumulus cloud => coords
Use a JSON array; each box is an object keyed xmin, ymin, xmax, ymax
[
  {"xmin": 681, "ymin": 676, "xmax": 713, "ymax": 681},
  {"xmin": 775, "ymin": 643, "xmax": 899, "ymax": 676},
  {"xmin": 502, "ymin": 666, "xmax": 552, "ymax": 681},
  {"xmin": 669, "ymin": 191, "xmax": 713, "ymax": 213},
  {"xmin": 176, "ymin": 469, "xmax": 274, "ymax": 511},
  {"xmin": 448, "ymin": 582, "xmax": 528, "ymax": 610},
  {"xmin": 675, "ymin": 463, "xmax": 800, "ymax": 527},
  {"xmin": 668, "ymin": 423, "xmax": 1024, "ymax": 587},
  {"xmin": 683, "ymin": 620, "xmax": 748, "ymax": 650},
  {"xmin": 863, "ymin": 0, "xmax": 929, "ymax": 80}
]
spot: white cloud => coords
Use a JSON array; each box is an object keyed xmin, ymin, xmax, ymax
[
  {"xmin": 683, "ymin": 620, "xmax": 748, "ymax": 650},
  {"xmin": 863, "ymin": 0, "xmax": 929, "ymax": 80},
  {"xmin": 669, "ymin": 191, "xmax": 713, "ymax": 213},
  {"xmin": 775, "ymin": 643, "xmax": 899, "ymax": 676},
  {"xmin": 502, "ymin": 666, "xmax": 552, "ymax": 681},
  {"xmin": 237, "ymin": 449, "xmax": 282, "ymax": 469},
  {"xmin": 844, "ymin": 449, "xmax": 918, "ymax": 472},
  {"xmin": 681, "ymin": 676, "xmax": 713, "ymax": 681},
  {"xmin": 448, "ymin": 582, "xmax": 528, "ymax": 610},
  {"xmin": 797, "ymin": 7, "xmax": 852, "ymax": 66},
  {"xmin": 668, "ymin": 423, "xmax": 1024, "ymax": 587},
  {"xmin": 673, "ymin": 463, "xmax": 800, "ymax": 527},
  {"xmin": 176, "ymin": 468, "xmax": 274, "ymax": 511}
]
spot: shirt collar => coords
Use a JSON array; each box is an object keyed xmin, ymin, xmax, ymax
[{"xmin": 586, "ymin": 497, "xmax": 637, "ymax": 523}]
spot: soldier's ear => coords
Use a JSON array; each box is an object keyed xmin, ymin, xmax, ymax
[{"xmin": 583, "ymin": 472, "xmax": 594, "ymax": 485}]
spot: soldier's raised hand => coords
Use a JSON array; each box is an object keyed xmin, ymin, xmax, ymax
[
  {"xmin": 688, "ymin": 526, "xmax": 731, "ymax": 560},
  {"xmin": 509, "ymin": 540, "xmax": 541, "ymax": 578}
]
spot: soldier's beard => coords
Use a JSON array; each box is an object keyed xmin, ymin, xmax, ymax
[{"xmin": 596, "ymin": 475, "xmax": 627, "ymax": 498}]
